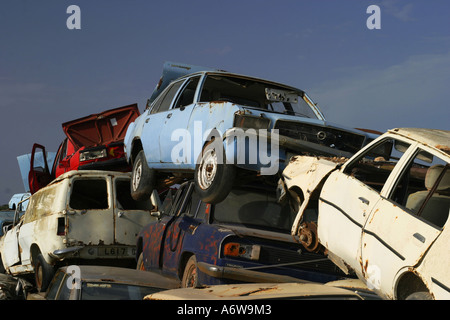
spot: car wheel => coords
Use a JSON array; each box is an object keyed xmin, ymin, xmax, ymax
[
  {"xmin": 194, "ymin": 142, "xmax": 236, "ymax": 204},
  {"xmin": 182, "ymin": 256, "xmax": 199, "ymax": 288},
  {"xmin": 34, "ymin": 253, "xmax": 55, "ymax": 292},
  {"xmin": 406, "ymin": 291, "xmax": 433, "ymax": 300},
  {"xmin": 136, "ymin": 252, "xmax": 145, "ymax": 271},
  {"xmin": 131, "ymin": 150, "xmax": 155, "ymax": 201}
]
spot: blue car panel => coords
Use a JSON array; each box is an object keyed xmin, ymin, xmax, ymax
[{"xmin": 136, "ymin": 181, "xmax": 348, "ymax": 287}]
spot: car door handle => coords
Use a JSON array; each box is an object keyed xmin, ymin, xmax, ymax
[
  {"xmin": 358, "ymin": 197, "xmax": 370, "ymax": 205},
  {"xmin": 166, "ymin": 113, "xmax": 172, "ymax": 119},
  {"xmin": 413, "ymin": 233, "xmax": 426, "ymax": 243}
]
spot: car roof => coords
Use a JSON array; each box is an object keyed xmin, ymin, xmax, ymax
[
  {"xmin": 175, "ymin": 70, "xmax": 305, "ymax": 94},
  {"xmin": 58, "ymin": 265, "xmax": 180, "ymax": 289},
  {"xmin": 49, "ymin": 170, "xmax": 131, "ymax": 185},
  {"xmin": 145, "ymin": 282, "xmax": 362, "ymax": 300},
  {"xmin": 388, "ymin": 128, "xmax": 450, "ymax": 156}
]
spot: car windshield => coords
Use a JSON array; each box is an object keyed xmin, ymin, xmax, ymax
[
  {"xmin": 212, "ymin": 188, "xmax": 296, "ymax": 233},
  {"xmin": 80, "ymin": 282, "xmax": 163, "ymax": 300},
  {"xmin": 199, "ymin": 75, "xmax": 322, "ymax": 119}
]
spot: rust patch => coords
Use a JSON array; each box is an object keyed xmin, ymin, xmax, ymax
[{"xmin": 436, "ymin": 144, "xmax": 450, "ymax": 155}]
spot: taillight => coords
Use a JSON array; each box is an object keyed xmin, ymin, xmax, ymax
[
  {"xmin": 57, "ymin": 217, "xmax": 66, "ymax": 236},
  {"xmin": 223, "ymin": 242, "xmax": 260, "ymax": 260},
  {"xmin": 107, "ymin": 145, "xmax": 125, "ymax": 159}
]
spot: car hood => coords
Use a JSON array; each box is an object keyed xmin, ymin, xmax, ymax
[{"xmin": 62, "ymin": 104, "xmax": 140, "ymax": 149}]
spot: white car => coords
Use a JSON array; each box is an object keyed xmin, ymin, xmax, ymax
[
  {"xmin": 0, "ymin": 170, "xmax": 156, "ymax": 292},
  {"xmin": 281, "ymin": 128, "xmax": 449, "ymax": 300}
]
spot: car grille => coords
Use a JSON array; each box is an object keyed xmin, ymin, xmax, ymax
[
  {"xmin": 274, "ymin": 120, "xmax": 366, "ymax": 154},
  {"xmin": 259, "ymin": 246, "xmax": 346, "ymax": 276}
]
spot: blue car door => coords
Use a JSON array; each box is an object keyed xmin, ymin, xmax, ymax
[
  {"xmin": 140, "ymin": 79, "xmax": 185, "ymax": 164},
  {"xmin": 159, "ymin": 76, "xmax": 201, "ymax": 167}
]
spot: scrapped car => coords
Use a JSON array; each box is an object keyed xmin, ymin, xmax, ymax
[
  {"xmin": 0, "ymin": 170, "xmax": 156, "ymax": 292},
  {"xmin": 28, "ymin": 104, "xmax": 140, "ymax": 194},
  {"xmin": 8, "ymin": 193, "xmax": 31, "ymax": 211},
  {"xmin": 30, "ymin": 265, "xmax": 180, "ymax": 300},
  {"xmin": 144, "ymin": 281, "xmax": 364, "ymax": 300},
  {"xmin": 0, "ymin": 212, "xmax": 24, "ymax": 237},
  {"xmin": 281, "ymin": 128, "xmax": 450, "ymax": 300},
  {"xmin": 136, "ymin": 180, "xmax": 348, "ymax": 288},
  {"xmin": 125, "ymin": 62, "xmax": 376, "ymax": 203}
]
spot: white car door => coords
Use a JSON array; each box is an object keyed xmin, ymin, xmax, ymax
[
  {"xmin": 2, "ymin": 223, "xmax": 21, "ymax": 268},
  {"xmin": 317, "ymin": 136, "xmax": 412, "ymax": 277},
  {"xmin": 361, "ymin": 146, "xmax": 447, "ymax": 296}
]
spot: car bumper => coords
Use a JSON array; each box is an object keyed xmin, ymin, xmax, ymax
[{"xmin": 197, "ymin": 262, "xmax": 308, "ymax": 284}]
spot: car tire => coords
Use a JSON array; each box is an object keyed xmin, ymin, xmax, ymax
[
  {"xmin": 34, "ymin": 253, "xmax": 55, "ymax": 292},
  {"xmin": 136, "ymin": 252, "xmax": 145, "ymax": 271},
  {"xmin": 131, "ymin": 150, "xmax": 155, "ymax": 201},
  {"xmin": 182, "ymin": 255, "xmax": 199, "ymax": 288},
  {"xmin": 405, "ymin": 291, "xmax": 433, "ymax": 300},
  {"xmin": 194, "ymin": 142, "xmax": 236, "ymax": 204}
]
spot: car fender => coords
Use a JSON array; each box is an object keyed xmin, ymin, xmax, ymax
[{"xmin": 281, "ymin": 156, "xmax": 343, "ymax": 238}]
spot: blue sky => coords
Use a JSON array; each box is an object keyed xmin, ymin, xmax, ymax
[{"xmin": 1, "ymin": 0, "xmax": 449, "ymax": 204}]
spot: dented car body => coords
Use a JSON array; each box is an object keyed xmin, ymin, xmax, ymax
[
  {"xmin": 125, "ymin": 62, "xmax": 376, "ymax": 203},
  {"xmin": 28, "ymin": 104, "xmax": 140, "ymax": 194},
  {"xmin": 0, "ymin": 170, "xmax": 156, "ymax": 291},
  {"xmin": 136, "ymin": 181, "xmax": 347, "ymax": 288},
  {"xmin": 282, "ymin": 128, "xmax": 450, "ymax": 300}
]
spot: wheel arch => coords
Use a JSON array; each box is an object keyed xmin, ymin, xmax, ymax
[
  {"xmin": 178, "ymin": 251, "xmax": 195, "ymax": 280},
  {"xmin": 130, "ymin": 138, "xmax": 143, "ymax": 166},
  {"xmin": 395, "ymin": 270, "xmax": 431, "ymax": 300}
]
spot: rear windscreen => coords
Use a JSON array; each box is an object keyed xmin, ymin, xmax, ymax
[{"xmin": 70, "ymin": 179, "xmax": 108, "ymax": 209}]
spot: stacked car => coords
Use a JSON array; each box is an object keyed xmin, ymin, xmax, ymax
[{"xmin": 1, "ymin": 62, "xmax": 447, "ymax": 300}]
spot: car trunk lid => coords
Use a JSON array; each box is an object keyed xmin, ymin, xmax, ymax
[{"xmin": 62, "ymin": 104, "xmax": 140, "ymax": 149}]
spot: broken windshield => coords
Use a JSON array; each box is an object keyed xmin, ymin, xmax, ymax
[{"xmin": 199, "ymin": 75, "xmax": 323, "ymax": 120}]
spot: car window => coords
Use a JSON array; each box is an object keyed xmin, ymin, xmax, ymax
[
  {"xmin": 81, "ymin": 282, "xmax": 162, "ymax": 300},
  {"xmin": 180, "ymin": 188, "xmax": 202, "ymax": 218},
  {"xmin": 69, "ymin": 178, "xmax": 108, "ymax": 210},
  {"xmin": 174, "ymin": 76, "xmax": 200, "ymax": 109},
  {"xmin": 198, "ymin": 75, "xmax": 320, "ymax": 119},
  {"xmin": 46, "ymin": 270, "xmax": 66, "ymax": 300},
  {"xmin": 56, "ymin": 277, "xmax": 77, "ymax": 300},
  {"xmin": 115, "ymin": 179, "xmax": 152, "ymax": 211},
  {"xmin": 150, "ymin": 80, "xmax": 184, "ymax": 114},
  {"xmin": 343, "ymin": 138, "xmax": 411, "ymax": 193},
  {"xmin": 212, "ymin": 188, "xmax": 295, "ymax": 233},
  {"xmin": 391, "ymin": 150, "xmax": 449, "ymax": 228}
]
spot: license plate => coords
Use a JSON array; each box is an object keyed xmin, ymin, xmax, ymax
[{"xmin": 82, "ymin": 246, "xmax": 136, "ymax": 258}]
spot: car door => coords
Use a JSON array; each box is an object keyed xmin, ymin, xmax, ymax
[
  {"xmin": 159, "ymin": 76, "xmax": 201, "ymax": 166},
  {"xmin": 112, "ymin": 176, "xmax": 155, "ymax": 246},
  {"xmin": 317, "ymin": 137, "xmax": 412, "ymax": 275},
  {"xmin": 29, "ymin": 144, "xmax": 52, "ymax": 194},
  {"xmin": 65, "ymin": 175, "xmax": 115, "ymax": 246},
  {"xmin": 361, "ymin": 146, "xmax": 446, "ymax": 293},
  {"xmin": 160, "ymin": 183, "xmax": 201, "ymax": 276},
  {"xmin": 2, "ymin": 220, "xmax": 22, "ymax": 268},
  {"xmin": 140, "ymin": 79, "xmax": 185, "ymax": 165},
  {"xmin": 141, "ymin": 183, "xmax": 191, "ymax": 271}
]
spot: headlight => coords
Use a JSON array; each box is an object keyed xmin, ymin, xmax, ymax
[
  {"xmin": 79, "ymin": 148, "xmax": 107, "ymax": 162},
  {"xmin": 223, "ymin": 242, "xmax": 261, "ymax": 261},
  {"xmin": 234, "ymin": 114, "xmax": 270, "ymax": 130}
]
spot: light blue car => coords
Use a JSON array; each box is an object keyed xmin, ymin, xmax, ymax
[{"xmin": 124, "ymin": 62, "xmax": 377, "ymax": 203}]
